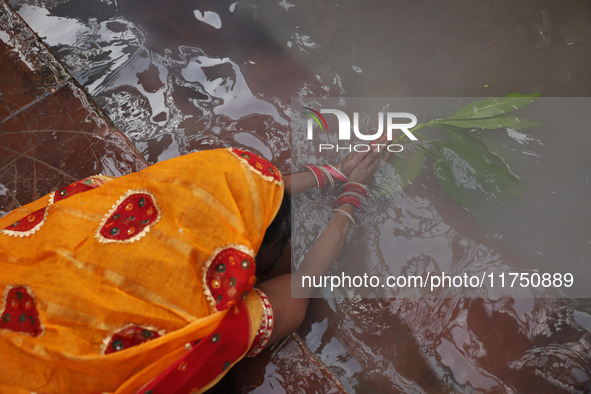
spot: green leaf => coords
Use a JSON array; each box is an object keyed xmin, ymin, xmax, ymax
[
  {"xmin": 417, "ymin": 143, "xmax": 468, "ymax": 206},
  {"xmin": 430, "ymin": 115, "xmax": 541, "ymax": 130},
  {"xmin": 373, "ymin": 148, "xmax": 426, "ymax": 197},
  {"xmin": 450, "ymin": 129, "xmax": 524, "ymax": 191},
  {"xmin": 423, "ymin": 128, "xmax": 525, "ymax": 206},
  {"xmin": 432, "ymin": 151, "xmax": 468, "ymax": 207},
  {"xmin": 506, "ymin": 92, "xmax": 543, "ymax": 97},
  {"xmin": 446, "ymin": 96, "xmax": 539, "ymax": 120},
  {"xmin": 377, "ymin": 96, "xmax": 537, "ymax": 214}
]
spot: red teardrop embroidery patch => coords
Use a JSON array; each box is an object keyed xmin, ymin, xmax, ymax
[
  {"xmin": 52, "ymin": 176, "xmax": 110, "ymax": 203},
  {"xmin": 103, "ymin": 325, "xmax": 162, "ymax": 354},
  {"xmin": 204, "ymin": 246, "xmax": 256, "ymax": 311},
  {"xmin": 1, "ymin": 207, "xmax": 49, "ymax": 237},
  {"xmin": 0, "ymin": 286, "xmax": 43, "ymax": 337},
  {"xmin": 1, "ymin": 175, "xmax": 112, "ymax": 238},
  {"xmin": 97, "ymin": 191, "xmax": 161, "ymax": 244},
  {"xmin": 229, "ymin": 148, "xmax": 282, "ymax": 185}
]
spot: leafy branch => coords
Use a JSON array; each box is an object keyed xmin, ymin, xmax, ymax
[{"xmin": 376, "ymin": 95, "xmax": 541, "ymax": 214}]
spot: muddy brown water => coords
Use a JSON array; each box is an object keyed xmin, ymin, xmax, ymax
[{"xmin": 7, "ymin": 0, "xmax": 591, "ymax": 392}]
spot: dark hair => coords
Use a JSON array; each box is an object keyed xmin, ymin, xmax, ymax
[
  {"xmin": 255, "ymin": 189, "xmax": 291, "ymax": 276},
  {"xmin": 261, "ymin": 189, "xmax": 291, "ymax": 247}
]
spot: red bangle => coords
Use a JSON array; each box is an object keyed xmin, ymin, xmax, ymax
[
  {"xmin": 339, "ymin": 191, "xmax": 367, "ymax": 203},
  {"xmin": 304, "ymin": 165, "xmax": 326, "ymax": 189},
  {"xmin": 246, "ymin": 288, "xmax": 274, "ymax": 358},
  {"xmin": 316, "ymin": 166, "xmax": 335, "ymax": 190},
  {"xmin": 335, "ymin": 195, "xmax": 363, "ymax": 211},
  {"xmin": 320, "ymin": 164, "xmax": 347, "ymax": 183},
  {"xmin": 340, "ymin": 183, "xmax": 369, "ymax": 198}
]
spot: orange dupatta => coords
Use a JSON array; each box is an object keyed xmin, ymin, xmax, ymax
[{"xmin": 0, "ymin": 148, "xmax": 284, "ymax": 393}]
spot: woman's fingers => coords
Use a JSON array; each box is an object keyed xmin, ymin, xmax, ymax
[
  {"xmin": 337, "ymin": 134, "xmax": 391, "ymax": 176},
  {"xmin": 347, "ymin": 142, "xmax": 389, "ymax": 183}
]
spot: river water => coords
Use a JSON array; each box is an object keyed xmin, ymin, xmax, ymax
[{"xmin": 9, "ymin": 0, "xmax": 591, "ymax": 392}]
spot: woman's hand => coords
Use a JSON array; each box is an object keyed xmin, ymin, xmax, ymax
[
  {"xmin": 335, "ymin": 151, "xmax": 366, "ymax": 178},
  {"xmin": 346, "ymin": 146, "xmax": 386, "ymax": 184},
  {"xmin": 335, "ymin": 135, "xmax": 389, "ymax": 180},
  {"xmin": 345, "ymin": 136, "xmax": 390, "ymax": 185},
  {"xmin": 286, "ymin": 135, "xmax": 389, "ymax": 197}
]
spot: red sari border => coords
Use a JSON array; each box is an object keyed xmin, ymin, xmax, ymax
[{"xmin": 139, "ymin": 301, "xmax": 251, "ymax": 393}]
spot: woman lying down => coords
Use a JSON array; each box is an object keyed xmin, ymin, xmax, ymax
[{"xmin": 0, "ymin": 144, "xmax": 386, "ymax": 393}]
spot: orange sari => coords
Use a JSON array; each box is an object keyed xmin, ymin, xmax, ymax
[{"xmin": 0, "ymin": 148, "xmax": 284, "ymax": 393}]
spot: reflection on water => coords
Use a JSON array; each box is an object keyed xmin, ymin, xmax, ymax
[
  {"xmin": 12, "ymin": 1, "xmax": 292, "ymax": 164},
  {"xmin": 300, "ymin": 297, "xmax": 591, "ymax": 392},
  {"xmin": 13, "ymin": 0, "xmax": 591, "ymax": 166},
  {"xmin": 9, "ymin": 0, "xmax": 591, "ymax": 391},
  {"xmin": 294, "ymin": 185, "xmax": 591, "ymax": 391},
  {"xmin": 290, "ymin": 97, "xmax": 591, "ymax": 390}
]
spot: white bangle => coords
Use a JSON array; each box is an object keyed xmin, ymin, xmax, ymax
[
  {"xmin": 338, "ymin": 191, "xmax": 367, "ymax": 203},
  {"xmin": 317, "ymin": 166, "xmax": 335, "ymax": 190},
  {"xmin": 303, "ymin": 165, "xmax": 322, "ymax": 189},
  {"xmin": 340, "ymin": 181, "xmax": 368, "ymax": 192},
  {"xmin": 331, "ymin": 208, "xmax": 356, "ymax": 226}
]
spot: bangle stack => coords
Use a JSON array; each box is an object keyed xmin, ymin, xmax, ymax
[
  {"xmin": 303, "ymin": 164, "xmax": 347, "ymax": 190},
  {"xmin": 331, "ymin": 182, "xmax": 370, "ymax": 226},
  {"xmin": 301, "ymin": 163, "xmax": 369, "ymax": 227},
  {"xmin": 335, "ymin": 182, "xmax": 369, "ymax": 212}
]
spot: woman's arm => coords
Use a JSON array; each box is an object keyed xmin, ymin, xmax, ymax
[
  {"xmin": 283, "ymin": 171, "xmax": 317, "ymax": 197},
  {"xmin": 283, "ymin": 143, "xmax": 379, "ymax": 197},
  {"xmin": 258, "ymin": 146, "xmax": 386, "ymax": 344}
]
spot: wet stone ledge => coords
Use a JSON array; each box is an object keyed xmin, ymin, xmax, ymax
[{"xmin": 0, "ymin": 0, "xmax": 147, "ymax": 215}]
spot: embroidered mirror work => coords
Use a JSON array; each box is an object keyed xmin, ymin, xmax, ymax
[
  {"xmin": 104, "ymin": 325, "xmax": 162, "ymax": 354},
  {"xmin": 204, "ymin": 247, "xmax": 256, "ymax": 311},
  {"xmin": 97, "ymin": 191, "xmax": 161, "ymax": 244},
  {"xmin": 0, "ymin": 286, "xmax": 43, "ymax": 337}
]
